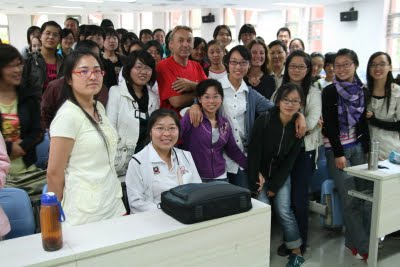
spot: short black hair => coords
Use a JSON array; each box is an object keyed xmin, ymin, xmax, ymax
[
  {"xmin": 289, "ymin": 38, "xmax": 305, "ymax": 51},
  {"xmin": 196, "ymin": 79, "xmax": 224, "ymax": 99},
  {"xmin": 324, "ymin": 52, "xmax": 336, "ymax": 66},
  {"xmin": 116, "ymin": 28, "xmax": 128, "ymax": 36},
  {"xmin": 213, "ymin": 25, "xmax": 231, "ymax": 39},
  {"xmin": 40, "ymin": 21, "xmax": 62, "ymax": 36},
  {"xmin": 274, "ymin": 82, "xmax": 304, "ymax": 107},
  {"xmin": 84, "ymin": 25, "xmax": 106, "ymax": 40},
  {"xmin": 75, "ymin": 39, "xmax": 100, "ymax": 52},
  {"xmin": 147, "ymin": 109, "xmax": 180, "ymax": 140},
  {"xmin": 122, "ymin": 50, "xmax": 156, "ymax": 87},
  {"xmin": 100, "ymin": 19, "xmax": 114, "ymax": 29},
  {"xmin": 0, "ymin": 44, "xmax": 23, "ymax": 79},
  {"xmin": 226, "ymin": 45, "xmax": 251, "ymax": 62},
  {"xmin": 61, "ymin": 28, "xmax": 74, "ymax": 40},
  {"xmin": 276, "ymin": 27, "xmax": 291, "ymax": 38},
  {"xmin": 139, "ymin": 29, "xmax": 153, "ymax": 40},
  {"xmin": 27, "ymin": 26, "xmax": 40, "ymax": 45},
  {"xmin": 268, "ymin": 40, "xmax": 288, "ymax": 54},
  {"xmin": 238, "ymin": 24, "xmax": 256, "ymax": 42},
  {"xmin": 144, "ymin": 40, "xmax": 163, "ymax": 56},
  {"xmin": 152, "ymin": 28, "xmax": 165, "ymax": 36},
  {"xmin": 65, "ymin": 17, "xmax": 79, "ymax": 27}
]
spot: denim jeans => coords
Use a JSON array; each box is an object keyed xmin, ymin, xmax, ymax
[
  {"xmin": 227, "ymin": 169, "xmax": 249, "ymax": 189},
  {"xmin": 325, "ymin": 143, "xmax": 372, "ymax": 254},
  {"xmin": 291, "ymin": 149, "xmax": 316, "ymax": 251},
  {"xmin": 257, "ymin": 176, "xmax": 302, "ymax": 250}
]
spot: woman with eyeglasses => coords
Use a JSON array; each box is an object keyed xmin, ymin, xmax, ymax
[
  {"xmin": 248, "ymin": 82, "xmax": 306, "ymax": 267},
  {"xmin": 0, "ymin": 44, "xmax": 44, "ymax": 197},
  {"xmin": 181, "ymin": 79, "xmax": 247, "ymax": 183},
  {"xmin": 366, "ymin": 52, "xmax": 400, "ymax": 159},
  {"xmin": 144, "ymin": 40, "xmax": 163, "ymax": 65},
  {"xmin": 189, "ymin": 45, "xmax": 306, "ymax": 190},
  {"xmin": 125, "ymin": 109, "xmax": 201, "ymax": 213},
  {"xmin": 47, "ymin": 49, "xmax": 125, "ymax": 227},
  {"xmin": 322, "ymin": 48, "xmax": 370, "ymax": 261},
  {"xmin": 58, "ymin": 28, "xmax": 74, "ymax": 57},
  {"xmin": 273, "ymin": 50, "xmax": 321, "ymax": 258},
  {"xmin": 106, "ymin": 50, "xmax": 159, "ymax": 177}
]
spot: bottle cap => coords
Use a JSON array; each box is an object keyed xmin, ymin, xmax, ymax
[{"xmin": 41, "ymin": 192, "xmax": 58, "ymax": 206}]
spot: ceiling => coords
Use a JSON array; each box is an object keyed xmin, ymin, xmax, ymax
[{"xmin": 0, "ymin": 0, "xmax": 361, "ymax": 14}]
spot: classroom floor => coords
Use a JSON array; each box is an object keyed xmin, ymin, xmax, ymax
[{"xmin": 269, "ymin": 213, "xmax": 400, "ymax": 267}]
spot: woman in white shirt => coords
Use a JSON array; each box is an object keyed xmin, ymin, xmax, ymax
[
  {"xmin": 47, "ymin": 49, "xmax": 125, "ymax": 227},
  {"xmin": 107, "ymin": 50, "xmax": 159, "ymax": 177},
  {"xmin": 126, "ymin": 109, "xmax": 201, "ymax": 213}
]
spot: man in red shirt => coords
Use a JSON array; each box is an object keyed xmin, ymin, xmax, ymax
[{"xmin": 156, "ymin": 26, "xmax": 207, "ymax": 115}]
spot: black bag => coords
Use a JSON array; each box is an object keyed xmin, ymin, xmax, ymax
[{"xmin": 160, "ymin": 181, "xmax": 252, "ymax": 224}]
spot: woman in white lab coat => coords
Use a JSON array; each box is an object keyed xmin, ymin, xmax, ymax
[{"xmin": 125, "ymin": 109, "xmax": 201, "ymax": 213}]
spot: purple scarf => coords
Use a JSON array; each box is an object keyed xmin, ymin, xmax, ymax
[{"xmin": 334, "ymin": 77, "xmax": 365, "ymax": 134}]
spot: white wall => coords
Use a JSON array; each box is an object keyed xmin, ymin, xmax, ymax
[
  {"xmin": 323, "ymin": 0, "xmax": 386, "ymax": 76},
  {"xmin": 8, "ymin": 14, "xmax": 31, "ymax": 51},
  {"xmin": 257, "ymin": 10, "xmax": 285, "ymax": 45}
]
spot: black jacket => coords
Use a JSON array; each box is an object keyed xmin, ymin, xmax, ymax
[
  {"xmin": 0, "ymin": 86, "xmax": 44, "ymax": 168},
  {"xmin": 248, "ymin": 107, "xmax": 303, "ymax": 193},
  {"xmin": 321, "ymin": 83, "xmax": 370, "ymax": 158}
]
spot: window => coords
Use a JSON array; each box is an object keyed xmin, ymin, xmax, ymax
[
  {"xmin": 224, "ymin": 8, "xmax": 237, "ymax": 45},
  {"xmin": 190, "ymin": 9, "xmax": 201, "ymax": 37},
  {"xmin": 121, "ymin": 13, "xmax": 134, "ymax": 32},
  {"xmin": 0, "ymin": 14, "xmax": 8, "ymax": 44},
  {"xmin": 170, "ymin": 11, "xmax": 183, "ymax": 29},
  {"xmin": 32, "ymin": 15, "xmax": 48, "ymax": 27},
  {"xmin": 88, "ymin": 13, "xmax": 102, "ymax": 25},
  {"xmin": 245, "ymin": 10, "xmax": 258, "ymax": 25},
  {"xmin": 285, "ymin": 8, "xmax": 302, "ymax": 37},
  {"xmin": 308, "ymin": 6, "xmax": 324, "ymax": 52},
  {"xmin": 140, "ymin": 12, "xmax": 153, "ymax": 30},
  {"xmin": 387, "ymin": 0, "xmax": 400, "ymax": 73}
]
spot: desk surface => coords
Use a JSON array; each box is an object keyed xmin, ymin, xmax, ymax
[
  {"xmin": 1, "ymin": 199, "xmax": 270, "ymax": 267},
  {"xmin": 345, "ymin": 160, "xmax": 400, "ymax": 181}
]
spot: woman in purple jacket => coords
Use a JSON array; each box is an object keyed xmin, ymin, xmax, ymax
[{"xmin": 180, "ymin": 79, "xmax": 247, "ymax": 182}]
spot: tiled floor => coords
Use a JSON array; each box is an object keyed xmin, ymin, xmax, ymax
[{"xmin": 269, "ymin": 213, "xmax": 400, "ymax": 267}]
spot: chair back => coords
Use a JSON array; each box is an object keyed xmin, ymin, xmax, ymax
[{"xmin": 0, "ymin": 188, "xmax": 35, "ymax": 239}]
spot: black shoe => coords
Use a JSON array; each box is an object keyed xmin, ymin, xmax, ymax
[{"xmin": 277, "ymin": 243, "xmax": 291, "ymax": 257}]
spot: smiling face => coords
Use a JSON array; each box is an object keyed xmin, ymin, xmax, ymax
[
  {"xmin": 62, "ymin": 33, "xmax": 75, "ymax": 51},
  {"xmin": 150, "ymin": 116, "xmax": 179, "ymax": 152},
  {"xmin": 269, "ymin": 44, "xmax": 286, "ymax": 71},
  {"xmin": 199, "ymin": 86, "xmax": 223, "ymax": 115},
  {"xmin": 278, "ymin": 90, "xmax": 302, "ymax": 118},
  {"xmin": 250, "ymin": 43, "xmax": 266, "ymax": 67},
  {"xmin": 153, "ymin": 31, "xmax": 165, "ymax": 45},
  {"xmin": 215, "ymin": 28, "xmax": 232, "ymax": 48},
  {"xmin": 240, "ymin": 33, "xmax": 255, "ymax": 46},
  {"xmin": 288, "ymin": 56, "xmax": 308, "ymax": 84},
  {"xmin": 334, "ymin": 55, "xmax": 356, "ymax": 82},
  {"xmin": 289, "ymin": 40, "xmax": 303, "ymax": 52},
  {"xmin": 130, "ymin": 59, "xmax": 152, "ymax": 88},
  {"xmin": 311, "ymin": 56, "xmax": 324, "ymax": 77},
  {"xmin": 170, "ymin": 29, "xmax": 193, "ymax": 60},
  {"xmin": 40, "ymin": 26, "xmax": 60, "ymax": 50},
  {"xmin": 0, "ymin": 58, "xmax": 23, "ymax": 87},
  {"xmin": 68, "ymin": 55, "xmax": 103, "ymax": 100},
  {"xmin": 278, "ymin": 31, "xmax": 290, "ymax": 46},
  {"xmin": 369, "ymin": 54, "xmax": 391, "ymax": 81},
  {"xmin": 191, "ymin": 41, "xmax": 206, "ymax": 62},
  {"xmin": 228, "ymin": 50, "xmax": 250, "ymax": 82}
]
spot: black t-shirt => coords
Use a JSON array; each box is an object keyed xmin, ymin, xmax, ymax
[{"xmin": 244, "ymin": 74, "xmax": 276, "ymax": 100}]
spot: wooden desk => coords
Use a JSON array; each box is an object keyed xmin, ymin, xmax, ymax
[
  {"xmin": 345, "ymin": 161, "xmax": 400, "ymax": 267},
  {"xmin": 0, "ymin": 199, "xmax": 271, "ymax": 267}
]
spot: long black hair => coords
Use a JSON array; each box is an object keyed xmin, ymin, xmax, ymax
[
  {"xmin": 366, "ymin": 51, "xmax": 394, "ymax": 113},
  {"xmin": 62, "ymin": 49, "xmax": 109, "ymax": 151},
  {"xmin": 282, "ymin": 50, "xmax": 312, "ymax": 108}
]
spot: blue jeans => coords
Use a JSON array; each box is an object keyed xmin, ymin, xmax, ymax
[
  {"xmin": 257, "ymin": 176, "xmax": 302, "ymax": 250},
  {"xmin": 227, "ymin": 169, "xmax": 249, "ymax": 189},
  {"xmin": 291, "ymin": 149, "xmax": 316, "ymax": 251},
  {"xmin": 325, "ymin": 143, "xmax": 372, "ymax": 254}
]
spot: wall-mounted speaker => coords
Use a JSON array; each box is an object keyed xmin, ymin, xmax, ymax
[
  {"xmin": 202, "ymin": 13, "xmax": 215, "ymax": 23},
  {"xmin": 340, "ymin": 9, "xmax": 358, "ymax": 21}
]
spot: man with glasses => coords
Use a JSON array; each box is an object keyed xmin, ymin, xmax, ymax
[
  {"xmin": 22, "ymin": 21, "xmax": 64, "ymax": 99},
  {"xmin": 156, "ymin": 25, "xmax": 207, "ymax": 116}
]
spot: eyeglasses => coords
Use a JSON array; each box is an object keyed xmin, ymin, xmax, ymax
[
  {"xmin": 153, "ymin": 126, "xmax": 179, "ymax": 134},
  {"xmin": 133, "ymin": 64, "xmax": 152, "ymax": 74},
  {"xmin": 72, "ymin": 69, "xmax": 105, "ymax": 78},
  {"xmin": 288, "ymin": 64, "xmax": 307, "ymax": 71},
  {"xmin": 334, "ymin": 62, "xmax": 354, "ymax": 70},
  {"xmin": 229, "ymin": 60, "xmax": 249, "ymax": 66},
  {"xmin": 201, "ymin": 95, "xmax": 222, "ymax": 101},
  {"xmin": 6, "ymin": 63, "xmax": 24, "ymax": 70},
  {"xmin": 369, "ymin": 62, "xmax": 390, "ymax": 69},
  {"xmin": 281, "ymin": 98, "xmax": 301, "ymax": 106}
]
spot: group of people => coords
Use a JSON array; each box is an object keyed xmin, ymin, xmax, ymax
[{"xmin": 0, "ymin": 17, "xmax": 398, "ymax": 267}]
